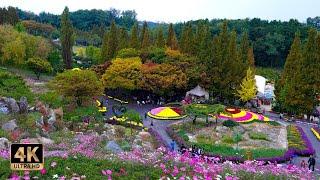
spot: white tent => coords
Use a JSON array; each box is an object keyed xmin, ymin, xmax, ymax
[
  {"xmin": 255, "ymin": 75, "xmax": 266, "ymax": 97},
  {"xmin": 186, "ymin": 85, "xmax": 209, "ymax": 100}
]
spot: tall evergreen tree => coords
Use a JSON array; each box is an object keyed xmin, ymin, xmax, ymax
[
  {"xmin": 180, "ymin": 23, "xmax": 194, "ymax": 54},
  {"xmin": 155, "ymin": 27, "xmax": 165, "ymax": 48},
  {"xmin": 60, "ymin": 7, "xmax": 74, "ymax": 69},
  {"xmin": 298, "ymin": 29, "xmax": 320, "ymax": 117},
  {"xmin": 210, "ymin": 21, "xmax": 231, "ymax": 99},
  {"xmin": 140, "ymin": 21, "xmax": 148, "ymax": 47},
  {"xmin": 247, "ymin": 47, "xmax": 255, "ymax": 68},
  {"xmin": 118, "ymin": 27, "xmax": 129, "ymax": 50},
  {"xmin": 195, "ymin": 21, "xmax": 212, "ymax": 66},
  {"xmin": 141, "ymin": 22, "xmax": 150, "ymax": 49},
  {"xmin": 101, "ymin": 31, "xmax": 109, "ymax": 62},
  {"xmin": 104, "ymin": 21, "xmax": 118, "ymax": 60},
  {"xmin": 130, "ymin": 22, "xmax": 139, "ymax": 49},
  {"xmin": 166, "ymin": 23, "xmax": 178, "ymax": 50}
]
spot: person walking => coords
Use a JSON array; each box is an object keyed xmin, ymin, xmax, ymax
[
  {"xmin": 170, "ymin": 140, "xmax": 175, "ymax": 151},
  {"xmin": 300, "ymin": 159, "xmax": 307, "ymax": 168},
  {"xmin": 308, "ymin": 155, "xmax": 316, "ymax": 171}
]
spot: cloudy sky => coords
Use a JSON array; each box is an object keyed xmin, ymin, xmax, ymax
[{"xmin": 0, "ymin": 0, "xmax": 319, "ymax": 23}]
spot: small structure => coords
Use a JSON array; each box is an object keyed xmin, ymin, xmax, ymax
[{"xmin": 185, "ymin": 85, "xmax": 209, "ymax": 103}]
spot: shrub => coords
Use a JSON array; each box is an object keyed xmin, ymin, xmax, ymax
[
  {"xmin": 0, "ymin": 129, "xmax": 9, "ymax": 139},
  {"xmin": 249, "ymin": 132, "xmax": 268, "ymax": 141},
  {"xmin": 117, "ymin": 48, "xmax": 140, "ymax": 58},
  {"xmin": 222, "ymin": 135, "xmax": 235, "ymax": 144},
  {"xmin": 177, "ymin": 130, "xmax": 189, "ymax": 141},
  {"xmin": 26, "ymin": 57, "xmax": 53, "ymax": 80},
  {"xmin": 222, "ymin": 120, "xmax": 239, "ymax": 127},
  {"xmin": 0, "ymin": 70, "xmax": 34, "ymax": 103},
  {"xmin": 39, "ymin": 92, "xmax": 64, "ymax": 108},
  {"xmin": 64, "ymin": 105, "xmax": 103, "ymax": 122},
  {"xmin": 48, "ymin": 69, "xmax": 103, "ymax": 107}
]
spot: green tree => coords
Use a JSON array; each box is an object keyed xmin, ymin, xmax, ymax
[
  {"xmin": 60, "ymin": 7, "xmax": 74, "ymax": 69},
  {"xmin": 180, "ymin": 22, "xmax": 194, "ymax": 55},
  {"xmin": 2, "ymin": 37, "xmax": 26, "ymax": 65},
  {"xmin": 86, "ymin": 45, "xmax": 102, "ymax": 64},
  {"xmin": 166, "ymin": 23, "xmax": 178, "ymax": 50},
  {"xmin": 195, "ymin": 21, "xmax": 212, "ymax": 67},
  {"xmin": 155, "ymin": 27, "xmax": 165, "ymax": 48},
  {"xmin": 101, "ymin": 31, "xmax": 109, "ymax": 62},
  {"xmin": 141, "ymin": 22, "xmax": 150, "ymax": 49},
  {"xmin": 48, "ymin": 49, "xmax": 63, "ymax": 72},
  {"xmin": 130, "ymin": 22, "xmax": 139, "ymax": 49},
  {"xmin": 48, "ymin": 69, "xmax": 103, "ymax": 107},
  {"xmin": 26, "ymin": 57, "xmax": 53, "ymax": 80},
  {"xmin": 101, "ymin": 57, "xmax": 142, "ymax": 90},
  {"xmin": 118, "ymin": 27, "xmax": 129, "ymax": 50},
  {"xmin": 236, "ymin": 67, "xmax": 257, "ymax": 102},
  {"xmin": 106, "ymin": 21, "xmax": 118, "ymax": 60}
]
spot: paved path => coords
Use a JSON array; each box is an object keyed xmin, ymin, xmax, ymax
[
  {"xmin": 265, "ymin": 112, "xmax": 320, "ymax": 174},
  {"xmin": 105, "ymin": 99, "xmax": 180, "ymax": 150}
]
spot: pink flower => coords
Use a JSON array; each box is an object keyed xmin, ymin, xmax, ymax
[
  {"xmin": 106, "ymin": 170, "xmax": 112, "ymax": 175},
  {"xmin": 58, "ymin": 176, "xmax": 66, "ymax": 180},
  {"xmin": 9, "ymin": 172, "xmax": 20, "ymax": 180},
  {"xmin": 40, "ymin": 168, "xmax": 47, "ymax": 175}
]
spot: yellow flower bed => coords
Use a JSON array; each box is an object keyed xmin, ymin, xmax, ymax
[{"xmin": 311, "ymin": 128, "xmax": 320, "ymax": 140}]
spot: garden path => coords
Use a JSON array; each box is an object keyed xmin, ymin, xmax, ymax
[{"xmin": 266, "ymin": 112, "xmax": 320, "ymax": 173}]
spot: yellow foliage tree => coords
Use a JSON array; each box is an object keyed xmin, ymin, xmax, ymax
[
  {"xmin": 236, "ymin": 67, "xmax": 257, "ymax": 102},
  {"xmin": 101, "ymin": 57, "xmax": 142, "ymax": 90}
]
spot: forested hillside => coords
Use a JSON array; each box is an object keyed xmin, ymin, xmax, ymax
[{"xmin": 0, "ymin": 7, "xmax": 319, "ymax": 68}]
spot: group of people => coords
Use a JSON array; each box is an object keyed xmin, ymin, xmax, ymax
[{"xmin": 300, "ymin": 155, "xmax": 316, "ymax": 171}]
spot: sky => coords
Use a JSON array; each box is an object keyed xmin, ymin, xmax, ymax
[{"xmin": 0, "ymin": 0, "xmax": 319, "ymax": 23}]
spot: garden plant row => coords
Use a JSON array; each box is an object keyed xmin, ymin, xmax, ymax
[{"xmin": 166, "ymin": 124, "xmax": 315, "ymax": 163}]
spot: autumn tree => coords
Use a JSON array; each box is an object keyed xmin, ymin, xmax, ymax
[
  {"xmin": 60, "ymin": 7, "xmax": 74, "ymax": 69},
  {"xmin": 48, "ymin": 69, "xmax": 103, "ymax": 107},
  {"xmin": 236, "ymin": 67, "xmax": 257, "ymax": 102},
  {"xmin": 101, "ymin": 57, "xmax": 142, "ymax": 90},
  {"xmin": 26, "ymin": 57, "xmax": 53, "ymax": 80},
  {"xmin": 139, "ymin": 63, "xmax": 187, "ymax": 96},
  {"xmin": 130, "ymin": 22, "xmax": 139, "ymax": 49},
  {"xmin": 155, "ymin": 27, "xmax": 165, "ymax": 48},
  {"xmin": 166, "ymin": 23, "xmax": 178, "ymax": 50}
]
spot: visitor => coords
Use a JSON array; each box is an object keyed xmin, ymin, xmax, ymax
[
  {"xmin": 279, "ymin": 113, "xmax": 283, "ymax": 120},
  {"xmin": 308, "ymin": 155, "xmax": 316, "ymax": 171},
  {"xmin": 144, "ymin": 112, "xmax": 147, "ymax": 120},
  {"xmin": 300, "ymin": 159, "xmax": 307, "ymax": 168},
  {"xmin": 137, "ymin": 100, "xmax": 141, "ymax": 106},
  {"xmin": 150, "ymin": 119, "xmax": 154, "ymax": 126},
  {"xmin": 180, "ymin": 144, "xmax": 186, "ymax": 154},
  {"xmin": 170, "ymin": 140, "xmax": 175, "ymax": 151}
]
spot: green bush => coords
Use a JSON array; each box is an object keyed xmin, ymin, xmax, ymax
[
  {"xmin": 0, "ymin": 129, "xmax": 9, "ymax": 139},
  {"xmin": 177, "ymin": 130, "xmax": 189, "ymax": 141},
  {"xmin": 249, "ymin": 132, "xmax": 268, "ymax": 141},
  {"xmin": 39, "ymin": 91, "xmax": 64, "ymax": 108},
  {"xmin": 0, "ymin": 70, "xmax": 34, "ymax": 103},
  {"xmin": 222, "ymin": 120, "xmax": 239, "ymax": 127},
  {"xmin": 64, "ymin": 105, "xmax": 103, "ymax": 122},
  {"xmin": 222, "ymin": 135, "xmax": 235, "ymax": 144},
  {"xmin": 26, "ymin": 57, "xmax": 53, "ymax": 80},
  {"xmin": 117, "ymin": 48, "xmax": 140, "ymax": 58}
]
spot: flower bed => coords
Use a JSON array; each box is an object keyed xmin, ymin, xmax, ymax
[
  {"xmin": 167, "ymin": 124, "xmax": 315, "ymax": 163},
  {"xmin": 217, "ymin": 108, "xmax": 270, "ymax": 123},
  {"xmin": 287, "ymin": 125, "xmax": 315, "ymax": 156},
  {"xmin": 106, "ymin": 116, "xmax": 145, "ymax": 129},
  {"xmin": 311, "ymin": 127, "xmax": 320, "ymax": 140},
  {"xmin": 148, "ymin": 107, "xmax": 187, "ymax": 120}
]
